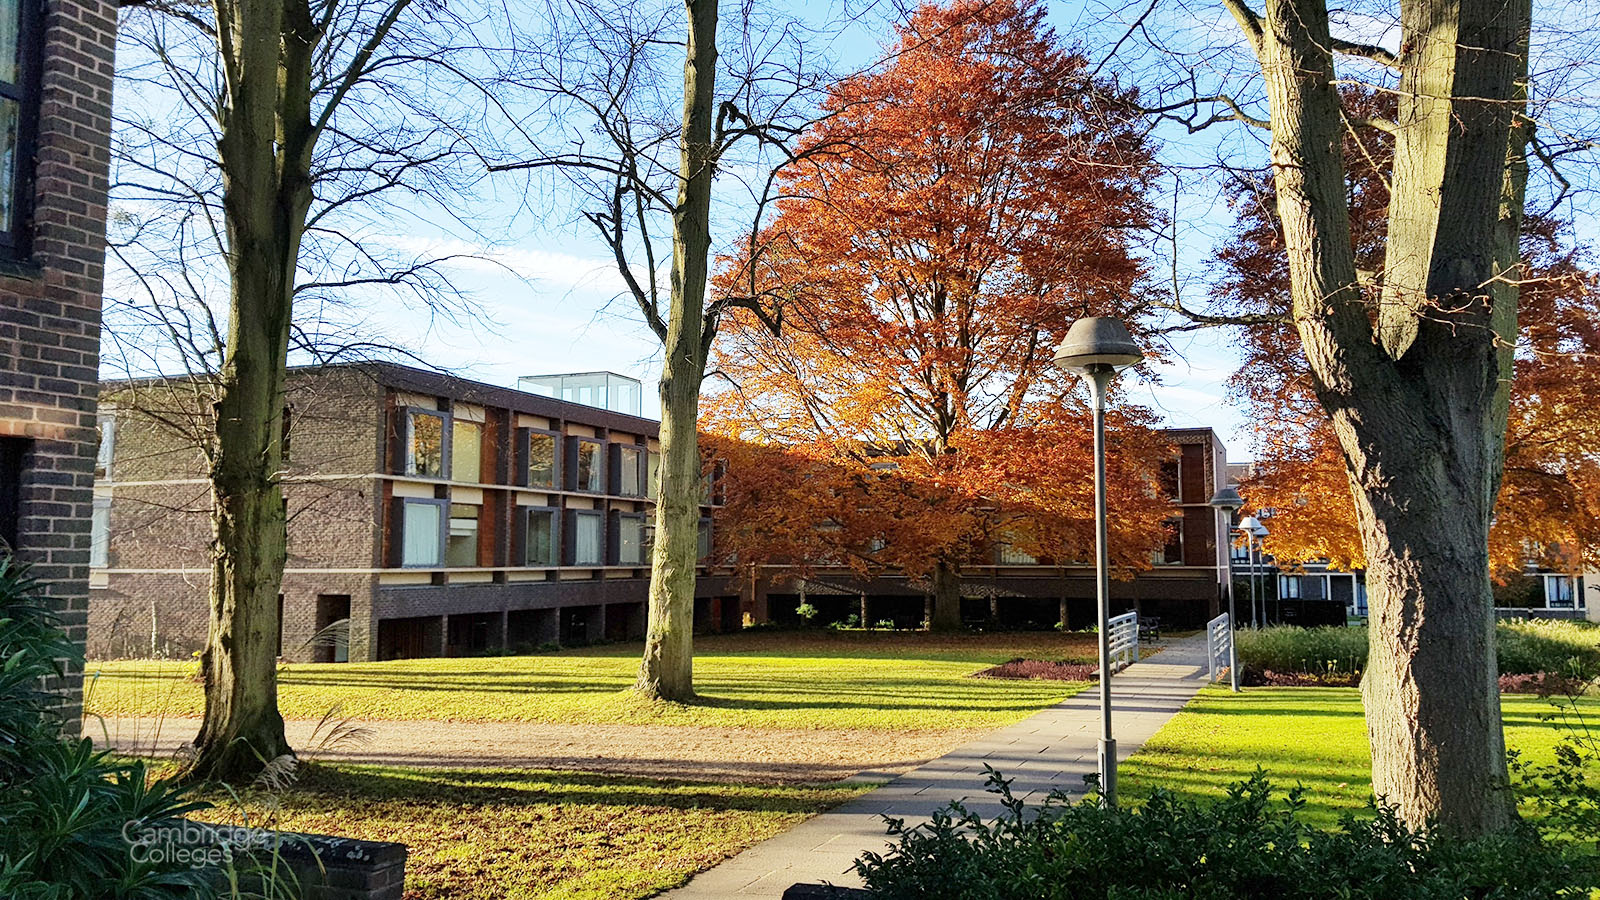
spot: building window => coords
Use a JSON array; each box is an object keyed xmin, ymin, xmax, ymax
[
  {"xmin": 89, "ymin": 498, "xmax": 110, "ymax": 568},
  {"xmin": 642, "ymin": 522, "xmax": 655, "ymax": 559},
  {"xmin": 646, "ymin": 450, "xmax": 660, "ymax": 499},
  {"xmin": 405, "ymin": 410, "xmax": 447, "ymax": 478},
  {"xmin": 95, "ymin": 414, "xmax": 115, "ymax": 481},
  {"xmin": 697, "ymin": 517, "xmax": 712, "ymax": 561},
  {"xmin": 399, "ymin": 498, "xmax": 445, "ymax": 567},
  {"xmin": 525, "ymin": 430, "xmax": 558, "ymax": 488},
  {"xmin": 997, "ymin": 542, "xmax": 1037, "ymax": 566},
  {"xmin": 1546, "ymin": 575, "xmax": 1577, "ymax": 609},
  {"xmin": 452, "ymin": 420, "xmax": 482, "ymax": 483},
  {"xmin": 572, "ymin": 511, "xmax": 603, "ymax": 566},
  {"xmin": 573, "ymin": 439, "xmax": 604, "ymax": 493},
  {"xmin": 1279, "ymin": 575, "xmax": 1302, "ymax": 600},
  {"xmin": 618, "ymin": 514, "xmax": 645, "ymax": 565},
  {"xmin": 0, "ymin": 0, "xmax": 38, "ymax": 258},
  {"xmin": 619, "ymin": 446, "xmax": 643, "ymax": 497},
  {"xmin": 523, "ymin": 508, "xmax": 558, "ymax": 566},
  {"xmin": 445, "ymin": 504, "xmax": 479, "ymax": 567}
]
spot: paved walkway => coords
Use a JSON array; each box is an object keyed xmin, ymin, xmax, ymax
[{"xmin": 663, "ymin": 632, "xmax": 1213, "ymax": 899}]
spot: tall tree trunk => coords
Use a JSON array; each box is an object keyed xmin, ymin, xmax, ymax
[
  {"xmin": 636, "ymin": 0, "xmax": 718, "ymax": 702},
  {"xmin": 1238, "ymin": 0, "xmax": 1531, "ymax": 833},
  {"xmin": 928, "ymin": 560, "xmax": 963, "ymax": 632},
  {"xmin": 184, "ymin": 0, "xmax": 318, "ymax": 783}
]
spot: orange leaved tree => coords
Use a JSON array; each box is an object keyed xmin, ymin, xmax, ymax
[{"xmin": 704, "ymin": 0, "xmax": 1171, "ymax": 628}]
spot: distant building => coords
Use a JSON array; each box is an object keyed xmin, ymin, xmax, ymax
[
  {"xmin": 0, "ymin": 1, "xmax": 119, "ymax": 730},
  {"xmin": 90, "ymin": 363, "xmax": 734, "ymax": 661},
  {"xmin": 747, "ymin": 427, "xmax": 1237, "ymax": 631}
]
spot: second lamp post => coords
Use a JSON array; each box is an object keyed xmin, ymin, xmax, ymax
[{"xmin": 1053, "ymin": 316, "xmax": 1142, "ymax": 807}]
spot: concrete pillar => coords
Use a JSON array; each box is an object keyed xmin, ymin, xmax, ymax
[
  {"xmin": 859, "ymin": 594, "xmax": 869, "ymax": 625},
  {"xmin": 495, "ymin": 609, "xmax": 509, "ymax": 651},
  {"xmin": 594, "ymin": 604, "xmax": 609, "ymax": 642},
  {"xmin": 437, "ymin": 615, "xmax": 450, "ymax": 657},
  {"xmin": 1059, "ymin": 597, "xmax": 1069, "ymax": 631}
]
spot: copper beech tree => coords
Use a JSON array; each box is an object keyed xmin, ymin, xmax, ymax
[
  {"xmin": 1215, "ymin": 100, "xmax": 1600, "ymax": 583},
  {"xmin": 704, "ymin": 0, "xmax": 1172, "ymax": 624}
]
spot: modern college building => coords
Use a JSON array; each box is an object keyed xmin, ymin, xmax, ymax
[
  {"xmin": 89, "ymin": 363, "xmax": 1257, "ymax": 661},
  {"xmin": 89, "ymin": 363, "xmax": 735, "ymax": 662}
]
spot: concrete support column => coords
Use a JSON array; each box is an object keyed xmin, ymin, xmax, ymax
[
  {"xmin": 859, "ymin": 594, "xmax": 869, "ymax": 625},
  {"xmin": 593, "ymin": 604, "xmax": 608, "ymax": 643},
  {"xmin": 437, "ymin": 615, "xmax": 450, "ymax": 657}
]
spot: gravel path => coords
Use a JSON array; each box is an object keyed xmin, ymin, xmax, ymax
[{"xmin": 89, "ymin": 715, "xmax": 983, "ymax": 785}]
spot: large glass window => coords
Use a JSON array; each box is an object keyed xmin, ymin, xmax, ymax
[
  {"xmin": 573, "ymin": 511, "xmax": 603, "ymax": 566},
  {"xmin": 575, "ymin": 439, "xmax": 604, "ymax": 493},
  {"xmin": 619, "ymin": 446, "xmax": 642, "ymax": 496},
  {"xmin": 997, "ymin": 543, "xmax": 1037, "ymax": 565},
  {"xmin": 526, "ymin": 431, "xmax": 557, "ymax": 488},
  {"xmin": 646, "ymin": 451, "xmax": 660, "ymax": 499},
  {"xmin": 618, "ymin": 515, "xmax": 644, "ymax": 565},
  {"xmin": 406, "ymin": 411, "xmax": 446, "ymax": 478},
  {"xmin": 697, "ymin": 518, "xmax": 712, "ymax": 561},
  {"xmin": 0, "ymin": 0, "xmax": 35, "ymax": 257},
  {"xmin": 1547, "ymin": 575, "xmax": 1577, "ymax": 609},
  {"xmin": 452, "ymin": 421, "xmax": 481, "ymax": 483},
  {"xmin": 445, "ymin": 504, "xmax": 479, "ymax": 567},
  {"xmin": 89, "ymin": 498, "xmax": 109, "ymax": 568},
  {"xmin": 524, "ymin": 508, "xmax": 557, "ymax": 566},
  {"xmin": 400, "ymin": 499, "xmax": 444, "ymax": 567},
  {"xmin": 1279, "ymin": 575, "xmax": 1302, "ymax": 600}
]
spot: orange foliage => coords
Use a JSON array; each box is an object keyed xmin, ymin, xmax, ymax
[
  {"xmin": 702, "ymin": 0, "xmax": 1173, "ymax": 581},
  {"xmin": 1217, "ymin": 91, "xmax": 1600, "ymax": 576}
]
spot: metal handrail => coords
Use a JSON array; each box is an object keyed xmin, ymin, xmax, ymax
[
  {"xmin": 1107, "ymin": 611, "xmax": 1139, "ymax": 671},
  {"xmin": 1207, "ymin": 613, "xmax": 1232, "ymax": 682}
]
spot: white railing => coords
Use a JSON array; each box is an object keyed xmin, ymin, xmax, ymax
[
  {"xmin": 1107, "ymin": 611, "xmax": 1139, "ymax": 671},
  {"xmin": 1207, "ymin": 613, "xmax": 1232, "ymax": 682}
]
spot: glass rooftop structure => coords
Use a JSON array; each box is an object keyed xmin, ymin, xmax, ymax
[{"xmin": 518, "ymin": 371, "xmax": 645, "ymax": 417}]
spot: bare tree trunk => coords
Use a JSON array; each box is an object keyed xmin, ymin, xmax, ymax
[
  {"xmin": 184, "ymin": 0, "xmax": 318, "ymax": 783},
  {"xmin": 1234, "ymin": 0, "xmax": 1531, "ymax": 833},
  {"xmin": 636, "ymin": 0, "xmax": 718, "ymax": 702},
  {"xmin": 928, "ymin": 560, "xmax": 963, "ymax": 632}
]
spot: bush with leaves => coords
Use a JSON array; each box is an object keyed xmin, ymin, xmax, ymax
[
  {"xmin": 855, "ymin": 767, "xmax": 1596, "ymax": 899},
  {"xmin": 1237, "ymin": 621, "xmax": 1600, "ymax": 680},
  {"xmin": 0, "ymin": 559, "xmax": 217, "ymax": 899},
  {"xmin": 1509, "ymin": 670, "xmax": 1600, "ymax": 850}
]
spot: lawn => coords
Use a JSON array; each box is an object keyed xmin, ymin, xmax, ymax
[
  {"xmin": 85, "ymin": 630, "xmax": 1099, "ymax": 730},
  {"xmin": 1118, "ymin": 685, "xmax": 1600, "ymax": 828},
  {"xmin": 188, "ymin": 763, "xmax": 870, "ymax": 900}
]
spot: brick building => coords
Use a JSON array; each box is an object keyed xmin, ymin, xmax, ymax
[
  {"xmin": 748, "ymin": 427, "xmax": 1234, "ymax": 631},
  {"xmin": 0, "ymin": 1, "xmax": 118, "ymax": 729},
  {"xmin": 90, "ymin": 362, "xmax": 734, "ymax": 662}
]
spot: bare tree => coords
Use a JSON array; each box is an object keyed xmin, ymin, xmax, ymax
[
  {"xmin": 494, "ymin": 0, "xmax": 863, "ymax": 700},
  {"xmin": 110, "ymin": 0, "xmax": 511, "ymax": 783}
]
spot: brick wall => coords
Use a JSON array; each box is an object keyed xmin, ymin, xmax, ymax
[
  {"xmin": 92, "ymin": 368, "xmax": 386, "ymax": 661},
  {"xmin": 0, "ymin": 1, "xmax": 118, "ymax": 733}
]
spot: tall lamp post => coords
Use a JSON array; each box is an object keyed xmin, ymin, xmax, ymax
[
  {"xmin": 1250, "ymin": 518, "xmax": 1269, "ymax": 624},
  {"xmin": 1208, "ymin": 486, "xmax": 1244, "ymax": 691},
  {"xmin": 1238, "ymin": 515, "xmax": 1262, "ymax": 626},
  {"xmin": 1053, "ymin": 315, "xmax": 1143, "ymax": 807}
]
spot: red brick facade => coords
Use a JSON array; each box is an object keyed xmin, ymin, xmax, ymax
[{"xmin": 0, "ymin": 1, "xmax": 118, "ymax": 731}]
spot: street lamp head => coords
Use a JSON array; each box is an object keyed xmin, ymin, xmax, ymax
[
  {"xmin": 1052, "ymin": 316, "xmax": 1144, "ymax": 376},
  {"xmin": 1249, "ymin": 519, "xmax": 1269, "ymax": 538},
  {"xmin": 1208, "ymin": 486, "xmax": 1245, "ymax": 513},
  {"xmin": 1237, "ymin": 515, "xmax": 1262, "ymax": 533}
]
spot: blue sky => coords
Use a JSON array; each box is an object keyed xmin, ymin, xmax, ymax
[{"xmin": 351, "ymin": 0, "xmax": 1271, "ymax": 460}]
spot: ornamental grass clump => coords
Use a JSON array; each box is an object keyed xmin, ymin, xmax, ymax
[{"xmin": 855, "ymin": 767, "xmax": 1596, "ymax": 899}]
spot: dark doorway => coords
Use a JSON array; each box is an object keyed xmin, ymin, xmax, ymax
[
  {"xmin": 447, "ymin": 612, "xmax": 497, "ymax": 655},
  {"xmin": 377, "ymin": 616, "xmax": 437, "ymax": 660},
  {"xmin": 313, "ymin": 594, "xmax": 351, "ymax": 663},
  {"xmin": 718, "ymin": 596, "xmax": 741, "ymax": 633}
]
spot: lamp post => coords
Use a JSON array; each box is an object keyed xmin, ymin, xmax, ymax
[
  {"xmin": 1250, "ymin": 518, "xmax": 1269, "ymax": 625},
  {"xmin": 1053, "ymin": 315, "xmax": 1142, "ymax": 807},
  {"xmin": 1208, "ymin": 486, "xmax": 1244, "ymax": 691},
  {"xmin": 1238, "ymin": 515, "xmax": 1263, "ymax": 627}
]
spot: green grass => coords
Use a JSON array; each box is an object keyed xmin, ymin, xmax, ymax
[
  {"xmin": 1119, "ymin": 685, "xmax": 1600, "ymax": 828},
  {"xmin": 190, "ymin": 764, "xmax": 870, "ymax": 900},
  {"xmin": 86, "ymin": 630, "xmax": 1097, "ymax": 730}
]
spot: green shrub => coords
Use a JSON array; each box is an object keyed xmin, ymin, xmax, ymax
[
  {"xmin": 1236, "ymin": 621, "xmax": 1600, "ymax": 678},
  {"xmin": 0, "ymin": 559, "xmax": 217, "ymax": 899},
  {"xmin": 855, "ymin": 768, "xmax": 1595, "ymax": 899},
  {"xmin": 1236, "ymin": 625, "xmax": 1369, "ymax": 676}
]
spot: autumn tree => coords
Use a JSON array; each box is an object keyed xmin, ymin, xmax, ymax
[
  {"xmin": 704, "ymin": 0, "xmax": 1170, "ymax": 628},
  {"xmin": 1157, "ymin": 0, "xmax": 1543, "ymax": 833},
  {"xmin": 1212, "ymin": 95, "xmax": 1600, "ymax": 582},
  {"xmin": 113, "ymin": 0, "xmax": 504, "ymax": 783}
]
